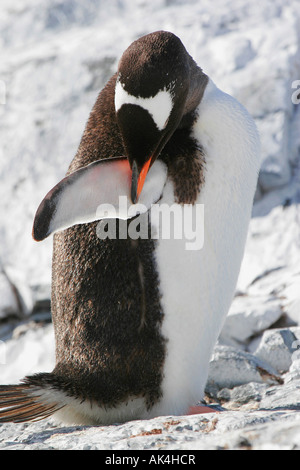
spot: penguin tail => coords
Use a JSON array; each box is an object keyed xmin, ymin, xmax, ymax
[{"xmin": 0, "ymin": 374, "xmax": 64, "ymax": 423}]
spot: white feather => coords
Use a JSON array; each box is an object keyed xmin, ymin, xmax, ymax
[
  {"xmin": 115, "ymin": 79, "xmax": 173, "ymax": 131},
  {"xmin": 148, "ymin": 79, "xmax": 261, "ymax": 417}
]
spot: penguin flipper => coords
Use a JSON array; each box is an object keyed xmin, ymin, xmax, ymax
[
  {"xmin": 0, "ymin": 382, "xmax": 62, "ymax": 423},
  {"xmin": 32, "ymin": 157, "xmax": 167, "ymax": 241},
  {"xmin": 32, "ymin": 156, "xmax": 131, "ymax": 241}
]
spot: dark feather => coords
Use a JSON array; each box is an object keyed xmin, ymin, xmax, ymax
[{"xmin": 0, "ymin": 384, "xmax": 62, "ymax": 423}]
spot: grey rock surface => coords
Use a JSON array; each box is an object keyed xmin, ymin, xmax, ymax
[
  {"xmin": 207, "ymin": 345, "xmax": 282, "ymax": 390},
  {"xmin": 0, "ymin": 409, "xmax": 300, "ymax": 450},
  {"xmin": 254, "ymin": 327, "xmax": 300, "ymax": 374}
]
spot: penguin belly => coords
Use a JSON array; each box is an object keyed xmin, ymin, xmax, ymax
[{"xmin": 146, "ymin": 80, "xmax": 261, "ymax": 418}]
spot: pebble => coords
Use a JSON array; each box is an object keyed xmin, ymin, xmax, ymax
[
  {"xmin": 259, "ymin": 380, "xmax": 300, "ymax": 411},
  {"xmin": 220, "ymin": 294, "xmax": 283, "ymax": 347},
  {"xmin": 207, "ymin": 345, "xmax": 281, "ymax": 390},
  {"xmin": 254, "ymin": 327, "xmax": 300, "ymax": 374},
  {"xmin": 217, "ymin": 382, "xmax": 268, "ymax": 406}
]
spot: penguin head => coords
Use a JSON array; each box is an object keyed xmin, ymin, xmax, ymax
[
  {"xmin": 32, "ymin": 31, "xmax": 207, "ymax": 242},
  {"xmin": 115, "ymin": 31, "xmax": 191, "ymax": 203}
]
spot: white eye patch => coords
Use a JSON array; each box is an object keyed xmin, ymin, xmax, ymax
[{"xmin": 115, "ymin": 79, "xmax": 173, "ymax": 131}]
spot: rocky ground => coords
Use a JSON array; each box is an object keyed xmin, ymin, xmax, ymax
[
  {"xmin": 0, "ymin": 322, "xmax": 300, "ymax": 450},
  {"xmin": 0, "ymin": 409, "xmax": 300, "ymax": 450},
  {"xmin": 0, "ymin": 0, "xmax": 300, "ymax": 450}
]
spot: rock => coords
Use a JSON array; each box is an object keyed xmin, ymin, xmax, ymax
[
  {"xmin": 0, "ymin": 409, "xmax": 300, "ymax": 450},
  {"xmin": 284, "ymin": 359, "xmax": 300, "ymax": 383},
  {"xmin": 220, "ymin": 294, "xmax": 282, "ymax": 347},
  {"xmin": 0, "ymin": 266, "xmax": 35, "ymax": 320},
  {"xmin": 31, "ymin": 283, "xmax": 51, "ymax": 313},
  {"xmin": 207, "ymin": 345, "xmax": 281, "ymax": 390},
  {"xmin": 236, "ymin": 203, "xmax": 300, "ymax": 322},
  {"xmin": 214, "ymin": 3, "xmax": 300, "ymax": 194},
  {"xmin": 3, "ymin": 266, "xmax": 34, "ymax": 317},
  {"xmin": 254, "ymin": 327, "xmax": 300, "ymax": 374},
  {"xmin": 0, "ymin": 270, "xmax": 19, "ymax": 319},
  {"xmin": 256, "ymin": 112, "xmax": 291, "ymax": 191},
  {"xmin": 259, "ymin": 379, "xmax": 300, "ymax": 411},
  {"xmin": 0, "ymin": 323, "xmax": 299, "ymax": 449},
  {"xmin": 281, "ymin": 273, "xmax": 300, "ymax": 325},
  {"xmin": 217, "ymin": 382, "xmax": 268, "ymax": 406}
]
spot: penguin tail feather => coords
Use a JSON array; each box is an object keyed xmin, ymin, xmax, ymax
[{"xmin": 0, "ymin": 381, "xmax": 63, "ymax": 423}]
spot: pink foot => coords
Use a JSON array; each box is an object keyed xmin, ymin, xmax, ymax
[{"xmin": 186, "ymin": 405, "xmax": 219, "ymax": 415}]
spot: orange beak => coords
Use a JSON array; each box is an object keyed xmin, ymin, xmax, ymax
[
  {"xmin": 136, "ymin": 158, "xmax": 152, "ymax": 200},
  {"xmin": 131, "ymin": 157, "xmax": 152, "ymax": 203}
]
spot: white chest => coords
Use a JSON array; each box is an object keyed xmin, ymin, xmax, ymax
[{"xmin": 148, "ymin": 80, "xmax": 261, "ymax": 416}]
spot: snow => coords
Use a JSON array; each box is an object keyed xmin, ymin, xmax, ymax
[{"xmin": 0, "ymin": 0, "xmax": 300, "ymax": 449}]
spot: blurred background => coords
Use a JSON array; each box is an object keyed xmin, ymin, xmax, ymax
[{"xmin": 0, "ymin": 0, "xmax": 299, "ymax": 385}]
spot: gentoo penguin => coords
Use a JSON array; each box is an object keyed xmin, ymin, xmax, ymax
[{"xmin": 0, "ymin": 31, "xmax": 260, "ymax": 425}]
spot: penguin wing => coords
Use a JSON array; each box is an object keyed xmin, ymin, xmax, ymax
[{"xmin": 32, "ymin": 157, "xmax": 167, "ymax": 241}]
